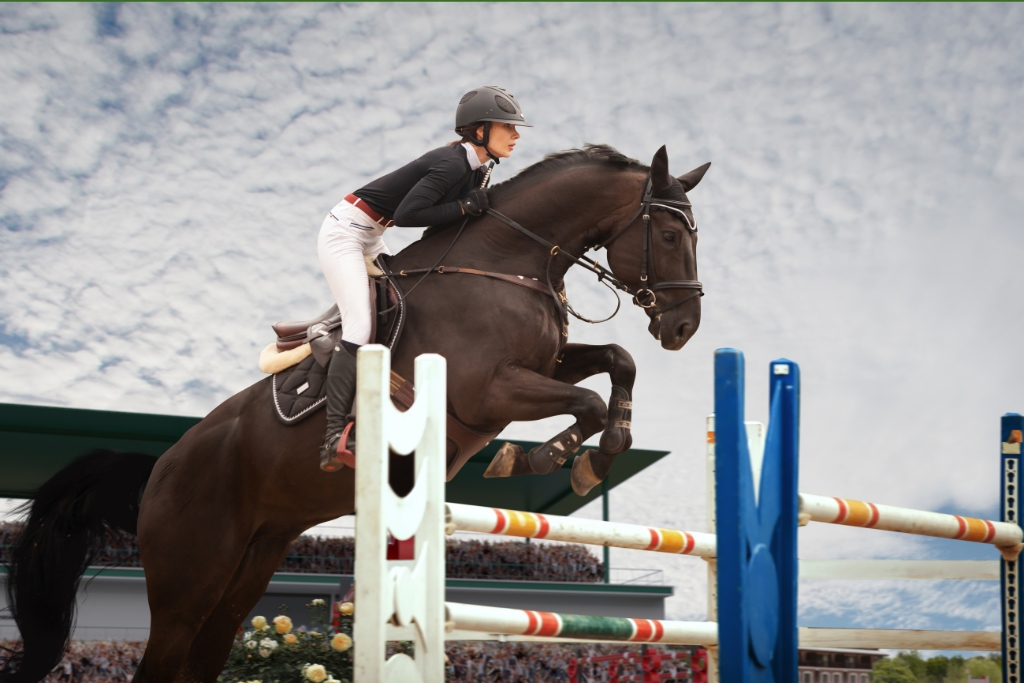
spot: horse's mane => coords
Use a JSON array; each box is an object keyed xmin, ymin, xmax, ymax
[
  {"xmin": 488, "ymin": 143, "xmax": 648, "ymax": 203},
  {"xmin": 420, "ymin": 144, "xmax": 647, "ymax": 240}
]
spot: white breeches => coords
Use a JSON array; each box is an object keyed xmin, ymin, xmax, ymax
[{"xmin": 318, "ymin": 202, "xmax": 392, "ymax": 345}]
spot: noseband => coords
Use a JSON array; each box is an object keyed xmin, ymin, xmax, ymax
[{"xmin": 486, "ymin": 175, "xmax": 704, "ymax": 321}]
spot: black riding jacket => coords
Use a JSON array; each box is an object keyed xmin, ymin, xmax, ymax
[{"xmin": 353, "ymin": 145, "xmax": 485, "ymax": 227}]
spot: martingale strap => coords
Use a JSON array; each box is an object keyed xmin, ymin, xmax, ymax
[{"xmin": 394, "ymin": 266, "xmax": 557, "ymax": 299}]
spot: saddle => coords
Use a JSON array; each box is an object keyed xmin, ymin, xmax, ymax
[{"xmin": 262, "ymin": 255, "xmax": 499, "ymax": 479}]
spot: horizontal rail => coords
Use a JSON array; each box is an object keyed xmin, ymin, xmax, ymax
[
  {"xmin": 446, "ymin": 503, "xmax": 716, "ymax": 558},
  {"xmin": 444, "ymin": 602, "xmax": 719, "ymax": 646},
  {"xmin": 799, "ymin": 627, "xmax": 1000, "ymax": 651},
  {"xmin": 800, "ymin": 559, "xmax": 1000, "ymax": 581},
  {"xmin": 799, "ymin": 493, "xmax": 1023, "ymax": 547},
  {"xmin": 442, "ymin": 606, "xmax": 999, "ymax": 652}
]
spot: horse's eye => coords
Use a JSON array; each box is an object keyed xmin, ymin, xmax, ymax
[{"xmin": 664, "ymin": 231, "xmax": 678, "ymax": 244}]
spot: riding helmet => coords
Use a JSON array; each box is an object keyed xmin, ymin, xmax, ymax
[{"xmin": 455, "ymin": 86, "xmax": 532, "ymax": 132}]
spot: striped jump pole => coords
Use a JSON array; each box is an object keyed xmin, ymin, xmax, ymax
[
  {"xmin": 444, "ymin": 601, "xmax": 718, "ymax": 646},
  {"xmin": 799, "ymin": 493, "xmax": 1023, "ymax": 547},
  {"xmin": 446, "ymin": 502, "xmax": 716, "ymax": 557}
]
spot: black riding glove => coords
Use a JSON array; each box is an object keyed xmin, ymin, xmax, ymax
[{"xmin": 459, "ymin": 188, "xmax": 490, "ymax": 216}]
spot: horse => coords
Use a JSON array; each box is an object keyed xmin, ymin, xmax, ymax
[{"xmin": 1, "ymin": 144, "xmax": 708, "ymax": 683}]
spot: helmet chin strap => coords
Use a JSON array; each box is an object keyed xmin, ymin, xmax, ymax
[{"xmin": 469, "ymin": 122, "xmax": 501, "ymax": 164}]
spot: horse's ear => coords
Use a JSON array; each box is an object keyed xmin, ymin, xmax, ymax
[
  {"xmin": 677, "ymin": 162, "xmax": 711, "ymax": 192},
  {"xmin": 650, "ymin": 145, "xmax": 673, "ymax": 194}
]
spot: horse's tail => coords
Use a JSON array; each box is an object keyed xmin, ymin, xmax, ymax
[{"xmin": 0, "ymin": 449, "xmax": 156, "ymax": 683}]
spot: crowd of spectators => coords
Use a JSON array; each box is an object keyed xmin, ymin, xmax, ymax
[
  {"xmin": 0, "ymin": 523, "xmax": 603, "ymax": 583},
  {"xmin": 445, "ymin": 642, "xmax": 695, "ymax": 682},
  {"xmin": 0, "ymin": 640, "xmax": 144, "ymax": 682},
  {"xmin": 445, "ymin": 538, "xmax": 604, "ymax": 583},
  {"xmin": 0, "ymin": 640, "xmax": 692, "ymax": 683}
]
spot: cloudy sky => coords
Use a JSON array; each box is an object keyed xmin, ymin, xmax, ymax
[{"xmin": 2, "ymin": 3, "xmax": 1023, "ymax": 648}]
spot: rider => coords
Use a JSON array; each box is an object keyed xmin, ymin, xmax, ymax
[{"xmin": 318, "ymin": 85, "xmax": 530, "ymax": 472}]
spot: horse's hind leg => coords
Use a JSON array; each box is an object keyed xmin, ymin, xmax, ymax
[
  {"xmin": 481, "ymin": 361, "xmax": 611, "ymax": 479},
  {"xmin": 553, "ymin": 344, "xmax": 637, "ymax": 496},
  {"xmin": 132, "ymin": 552, "xmax": 243, "ymax": 683},
  {"xmin": 175, "ymin": 535, "xmax": 292, "ymax": 683}
]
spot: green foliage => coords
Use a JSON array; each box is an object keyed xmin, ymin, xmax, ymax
[
  {"xmin": 219, "ymin": 600, "xmax": 354, "ymax": 683},
  {"xmin": 965, "ymin": 655, "xmax": 1002, "ymax": 682},
  {"xmin": 875, "ymin": 652, "xmax": 1001, "ymax": 683},
  {"xmin": 924, "ymin": 655, "xmax": 949, "ymax": 681},
  {"xmin": 872, "ymin": 659, "xmax": 920, "ymax": 683},
  {"xmin": 894, "ymin": 652, "xmax": 928, "ymax": 680}
]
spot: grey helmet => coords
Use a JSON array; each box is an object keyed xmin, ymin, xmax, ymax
[{"xmin": 455, "ymin": 86, "xmax": 532, "ymax": 132}]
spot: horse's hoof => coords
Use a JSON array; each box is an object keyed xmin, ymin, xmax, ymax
[
  {"xmin": 571, "ymin": 450, "xmax": 603, "ymax": 496},
  {"xmin": 483, "ymin": 442, "xmax": 531, "ymax": 478}
]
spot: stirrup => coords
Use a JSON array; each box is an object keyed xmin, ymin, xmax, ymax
[{"xmin": 320, "ymin": 422, "xmax": 356, "ymax": 473}]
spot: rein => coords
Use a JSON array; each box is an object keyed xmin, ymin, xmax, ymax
[
  {"xmin": 396, "ymin": 171, "xmax": 703, "ymax": 328},
  {"xmin": 486, "ymin": 175, "xmax": 704, "ymax": 322}
]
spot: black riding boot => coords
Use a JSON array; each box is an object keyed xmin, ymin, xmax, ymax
[{"xmin": 320, "ymin": 341, "xmax": 359, "ymax": 472}]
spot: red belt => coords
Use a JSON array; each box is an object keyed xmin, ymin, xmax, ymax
[{"xmin": 345, "ymin": 194, "xmax": 394, "ymax": 228}]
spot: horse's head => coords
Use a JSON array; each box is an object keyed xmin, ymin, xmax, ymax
[{"xmin": 605, "ymin": 146, "xmax": 709, "ymax": 350}]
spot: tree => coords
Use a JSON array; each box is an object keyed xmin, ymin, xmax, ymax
[
  {"xmin": 872, "ymin": 659, "xmax": 919, "ymax": 683},
  {"xmin": 925, "ymin": 655, "xmax": 950, "ymax": 682},
  {"xmin": 965, "ymin": 655, "xmax": 1002, "ymax": 682},
  {"xmin": 893, "ymin": 651, "xmax": 927, "ymax": 680}
]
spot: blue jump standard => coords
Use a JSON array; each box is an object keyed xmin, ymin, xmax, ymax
[{"xmin": 713, "ymin": 348, "xmax": 1022, "ymax": 683}]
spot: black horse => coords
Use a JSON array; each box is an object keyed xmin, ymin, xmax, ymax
[{"xmin": 1, "ymin": 144, "xmax": 708, "ymax": 683}]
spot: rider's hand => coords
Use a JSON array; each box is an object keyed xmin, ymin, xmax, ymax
[{"xmin": 459, "ymin": 188, "xmax": 490, "ymax": 217}]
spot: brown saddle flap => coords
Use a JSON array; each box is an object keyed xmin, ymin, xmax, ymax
[{"xmin": 388, "ymin": 371, "xmax": 499, "ymax": 482}]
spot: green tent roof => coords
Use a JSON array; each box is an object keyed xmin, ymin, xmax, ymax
[{"xmin": 0, "ymin": 403, "xmax": 668, "ymax": 515}]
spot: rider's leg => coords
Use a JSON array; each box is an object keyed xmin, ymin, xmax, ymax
[
  {"xmin": 317, "ymin": 212, "xmax": 380, "ymax": 471},
  {"xmin": 320, "ymin": 340, "xmax": 359, "ymax": 472}
]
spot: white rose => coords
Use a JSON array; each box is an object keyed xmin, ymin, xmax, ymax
[
  {"xmin": 311, "ymin": 598, "xmax": 325, "ymax": 606},
  {"xmin": 305, "ymin": 664, "xmax": 328, "ymax": 683},
  {"xmin": 245, "ymin": 640, "xmax": 257, "ymax": 650},
  {"xmin": 259, "ymin": 638, "xmax": 278, "ymax": 651}
]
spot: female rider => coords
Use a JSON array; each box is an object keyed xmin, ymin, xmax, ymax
[{"xmin": 318, "ymin": 86, "xmax": 529, "ymax": 472}]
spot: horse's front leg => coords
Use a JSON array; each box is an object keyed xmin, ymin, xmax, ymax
[
  {"xmin": 481, "ymin": 363, "xmax": 610, "ymax": 479},
  {"xmin": 552, "ymin": 343, "xmax": 636, "ymax": 496}
]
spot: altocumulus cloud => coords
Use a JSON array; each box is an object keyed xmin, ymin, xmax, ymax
[{"xmin": 1, "ymin": 3, "xmax": 1023, "ymax": 634}]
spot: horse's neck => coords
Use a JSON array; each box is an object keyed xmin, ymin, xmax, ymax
[{"xmin": 479, "ymin": 169, "xmax": 643, "ymax": 280}]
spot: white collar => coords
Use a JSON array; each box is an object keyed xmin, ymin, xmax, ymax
[{"xmin": 462, "ymin": 142, "xmax": 484, "ymax": 170}]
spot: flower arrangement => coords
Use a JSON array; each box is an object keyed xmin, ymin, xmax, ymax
[{"xmin": 220, "ymin": 599, "xmax": 355, "ymax": 682}]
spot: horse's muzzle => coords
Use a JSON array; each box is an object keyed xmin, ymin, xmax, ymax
[{"xmin": 651, "ymin": 309, "xmax": 700, "ymax": 350}]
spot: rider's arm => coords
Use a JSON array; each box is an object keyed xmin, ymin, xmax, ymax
[{"xmin": 392, "ymin": 155, "xmax": 474, "ymax": 227}]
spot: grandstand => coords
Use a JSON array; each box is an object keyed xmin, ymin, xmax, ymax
[{"xmin": 0, "ymin": 403, "xmax": 674, "ymax": 641}]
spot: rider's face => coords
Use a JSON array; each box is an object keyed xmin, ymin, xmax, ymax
[
  {"xmin": 471, "ymin": 122, "xmax": 520, "ymax": 160},
  {"xmin": 484, "ymin": 122, "xmax": 520, "ymax": 159}
]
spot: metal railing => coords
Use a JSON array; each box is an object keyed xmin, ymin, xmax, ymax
[{"xmin": 608, "ymin": 567, "xmax": 666, "ymax": 585}]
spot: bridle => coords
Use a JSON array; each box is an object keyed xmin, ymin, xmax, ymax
[{"xmin": 486, "ymin": 175, "xmax": 704, "ymax": 323}]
